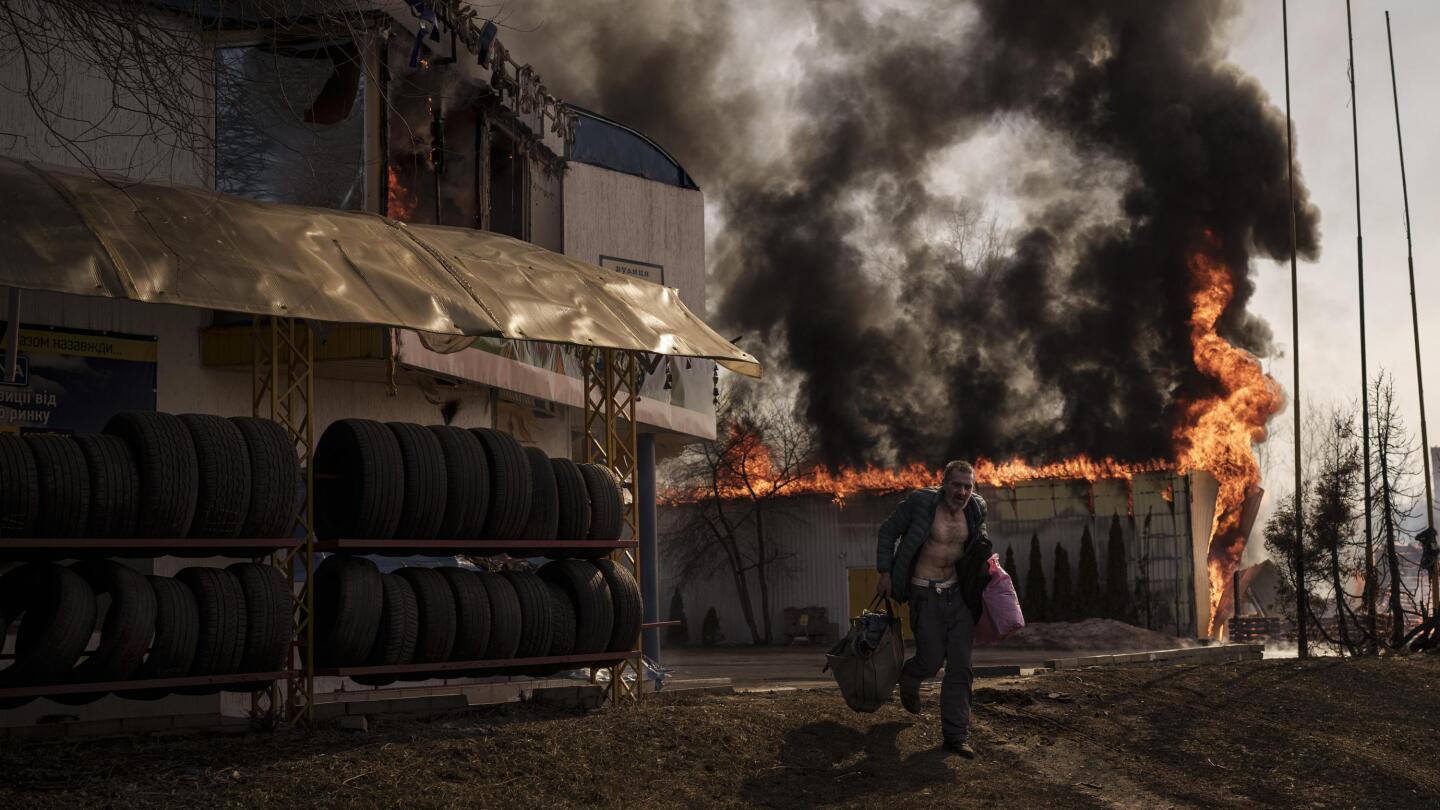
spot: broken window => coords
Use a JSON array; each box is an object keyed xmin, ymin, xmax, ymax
[
  {"xmin": 383, "ymin": 34, "xmax": 486, "ymax": 227},
  {"xmin": 215, "ymin": 39, "xmax": 367, "ymax": 208},
  {"xmin": 485, "ymin": 119, "xmax": 527, "ymax": 239}
]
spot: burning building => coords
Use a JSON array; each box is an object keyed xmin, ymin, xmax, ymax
[
  {"xmin": 502, "ymin": 1, "xmax": 1312, "ymax": 644},
  {"xmin": 659, "ymin": 462, "xmax": 1259, "ymax": 646},
  {"xmin": 202, "ymin": 7, "xmax": 719, "ymax": 454},
  {"xmin": 657, "ymin": 235, "xmax": 1280, "ymax": 645}
]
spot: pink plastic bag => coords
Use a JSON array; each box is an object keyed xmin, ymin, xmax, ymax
[{"xmin": 974, "ymin": 553, "xmax": 1025, "ymax": 645}]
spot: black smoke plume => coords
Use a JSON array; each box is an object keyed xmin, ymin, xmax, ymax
[{"xmin": 508, "ymin": 0, "xmax": 1321, "ymax": 467}]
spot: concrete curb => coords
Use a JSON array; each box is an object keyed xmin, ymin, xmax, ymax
[
  {"xmin": 0, "ymin": 713, "xmax": 250, "ymax": 741},
  {"xmin": 315, "ymin": 693, "xmax": 471, "ymax": 722},
  {"xmin": 1045, "ymin": 643, "xmax": 1264, "ymax": 670},
  {"xmin": 974, "ymin": 664, "xmax": 1047, "ymax": 678},
  {"xmin": 527, "ymin": 685, "xmax": 605, "ymax": 711},
  {"xmin": 646, "ymin": 683, "xmax": 736, "ymax": 703}
]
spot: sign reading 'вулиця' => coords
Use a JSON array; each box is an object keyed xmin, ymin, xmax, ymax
[{"xmin": 599, "ymin": 255, "xmax": 664, "ymax": 285}]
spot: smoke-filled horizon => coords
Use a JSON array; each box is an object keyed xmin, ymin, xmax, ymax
[{"xmin": 506, "ymin": 0, "xmax": 1322, "ymax": 468}]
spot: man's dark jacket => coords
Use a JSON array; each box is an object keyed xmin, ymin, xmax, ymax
[{"xmin": 876, "ymin": 487, "xmax": 993, "ymax": 620}]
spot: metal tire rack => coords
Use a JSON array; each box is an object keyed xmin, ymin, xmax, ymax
[
  {"xmin": 582, "ymin": 348, "xmax": 644, "ymax": 705},
  {"xmin": 253, "ymin": 319, "xmax": 649, "ymax": 724},
  {"xmin": 1, "ymin": 317, "xmax": 654, "ymax": 726},
  {"xmin": 0, "ymin": 543, "xmax": 304, "ymax": 708},
  {"xmin": 252, "ymin": 316, "xmax": 315, "ymax": 724},
  {"xmin": 0, "ymin": 320, "xmax": 313, "ymax": 719}
]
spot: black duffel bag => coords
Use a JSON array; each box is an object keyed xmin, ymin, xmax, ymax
[{"xmin": 822, "ymin": 596, "xmax": 904, "ymax": 713}]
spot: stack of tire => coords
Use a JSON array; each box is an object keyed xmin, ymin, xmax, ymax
[
  {"xmin": 0, "ymin": 412, "xmax": 301, "ymax": 541},
  {"xmin": 310, "ymin": 555, "xmax": 641, "ymax": 682},
  {"xmin": 0, "ymin": 560, "xmax": 290, "ymax": 707},
  {"xmin": 314, "ymin": 420, "xmax": 624, "ymax": 554}
]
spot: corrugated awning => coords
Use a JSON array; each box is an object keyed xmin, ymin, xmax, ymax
[{"xmin": 0, "ymin": 158, "xmax": 760, "ymax": 377}]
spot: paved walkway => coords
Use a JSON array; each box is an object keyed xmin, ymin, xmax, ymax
[{"xmin": 659, "ymin": 643, "xmax": 1160, "ymax": 688}]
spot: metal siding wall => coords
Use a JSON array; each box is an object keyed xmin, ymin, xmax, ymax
[
  {"xmin": 561, "ymin": 161, "xmax": 706, "ymax": 315},
  {"xmin": 561, "ymin": 160, "xmax": 716, "ymax": 439},
  {"xmin": 659, "ymin": 474, "xmax": 1208, "ymax": 645},
  {"xmin": 1187, "ymin": 470, "xmax": 1220, "ymax": 637},
  {"xmin": 986, "ymin": 472, "xmax": 1198, "ymax": 636},
  {"xmin": 658, "ymin": 493, "xmax": 904, "ymax": 645},
  {"xmin": 528, "ymin": 160, "xmax": 564, "ymax": 253},
  {"xmin": 0, "ymin": 4, "xmax": 210, "ymax": 187}
]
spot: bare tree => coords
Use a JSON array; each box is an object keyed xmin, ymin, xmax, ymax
[
  {"xmin": 662, "ymin": 395, "xmax": 817, "ymax": 645},
  {"xmin": 943, "ymin": 198, "xmax": 1010, "ymax": 271},
  {"xmin": 1263, "ymin": 495, "xmax": 1298, "ymax": 627},
  {"xmin": 0, "ymin": 1, "xmax": 544, "ymax": 184},
  {"xmin": 1313, "ymin": 408, "xmax": 1370, "ymax": 655},
  {"xmin": 1368, "ymin": 371, "xmax": 1425, "ymax": 648},
  {"xmin": 1263, "ymin": 403, "xmax": 1379, "ymax": 655},
  {"xmin": 0, "ymin": 1, "xmax": 395, "ymax": 178},
  {"xmin": 0, "ymin": 0, "xmax": 222, "ymax": 177}
]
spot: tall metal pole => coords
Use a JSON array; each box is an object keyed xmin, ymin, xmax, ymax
[
  {"xmin": 1284, "ymin": 0, "xmax": 1308, "ymax": 659},
  {"xmin": 1346, "ymin": 1, "xmax": 1378, "ymax": 653},
  {"xmin": 1385, "ymin": 12, "xmax": 1439, "ymax": 615},
  {"xmin": 638, "ymin": 432, "xmax": 661, "ymax": 666}
]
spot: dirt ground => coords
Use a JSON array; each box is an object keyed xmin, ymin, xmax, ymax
[
  {"xmin": 993, "ymin": 618, "xmax": 1197, "ymax": 651},
  {"xmin": 3, "ymin": 655, "xmax": 1438, "ymax": 809}
]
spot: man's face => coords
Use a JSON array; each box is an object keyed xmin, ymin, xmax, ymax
[{"xmin": 944, "ymin": 471, "xmax": 975, "ymax": 510}]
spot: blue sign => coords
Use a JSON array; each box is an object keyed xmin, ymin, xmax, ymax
[{"xmin": 0, "ymin": 325, "xmax": 157, "ymax": 433}]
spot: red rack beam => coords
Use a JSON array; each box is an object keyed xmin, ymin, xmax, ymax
[
  {"xmin": 0, "ymin": 670, "xmax": 296, "ymax": 700},
  {"xmin": 0, "ymin": 538, "xmax": 301, "ymax": 558},
  {"xmin": 314, "ymin": 539, "xmax": 637, "ymax": 552},
  {"xmin": 315, "ymin": 650, "xmax": 638, "ymax": 678}
]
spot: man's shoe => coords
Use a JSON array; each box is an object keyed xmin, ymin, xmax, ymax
[
  {"xmin": 943, "ymin": 738, "xmax": 975, "ymax": 759},
  {"xmin": 899, "ymin": 680, "xmax": 921, "ymax": 714}
]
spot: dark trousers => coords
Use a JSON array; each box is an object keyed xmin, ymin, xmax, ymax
[{"xmin": 902, "ymin": 585, "xmax": 976, "ymax": 741}]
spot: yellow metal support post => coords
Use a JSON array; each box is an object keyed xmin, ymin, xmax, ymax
[
  {"xmin": 252, "ymin": 316, "xmax": 316, "ymax": 724},
  {"xmin": 582, "ymin": 348, "xmax": 642, "ymax": 703}
]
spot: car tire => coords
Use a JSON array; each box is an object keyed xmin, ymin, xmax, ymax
[
  {"xmin": 0, "ymin": 434, "xmax": 38, "ymax": 538},
  {"xmin": 470, "ymin": 428, "xmax": 531, "ymax": 540},
  {"xmin": 351, "ymin": 572, "xmax": 419, "ymax": 687},
  {"xmin": 387, "ymin": 423, "xmax": 447, "ymax": 540},
  {"xmin": 73, "ymin": 434, "xmax": 138, "ymax": 539},
  {"xmin": 0, "ymin": 562, "xmax": 97, "ymax": 687},
  {"xmin": 538, "ymin": 560, "xmax": 613, "ymax": 655},
  {"xmin": 119, "ymin": 574, "xmax": 199, "ymax": 700},
  {"xmin": 231, "ymin": 417, "xmax": 301, "ymax": 539},
  {"xmin": 180, "ymin": 414, "xmax": 252, "ymax": 539},
  {"xmin": 104, "ymin": 411, "xmax": 198, "ymax": 538},
  {"xmin": 223, "ymin": 563, "xmax": 290, "ymax": 691},
  {"xmin": 25, "ymin": 434, "xmax": 89, "ymax": 538},
  {"xmin": 428, "ymin": 425, "xmax": 490, "ymax": 539},
  {"xmin": 310, "ymin": 554, "xmax": 383, "ymax": 667},
  {"xmin": 314, "ymin": 419, "xmax": 404, "ymax": 540},
  {"xmin": 175, "ymin": 567, "xmax": 247, "ymax": 693}
]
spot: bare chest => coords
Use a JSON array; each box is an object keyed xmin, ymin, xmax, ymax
[{"xmin": 925, "ymin": 506, "xmax": 969, "ymax": 552}]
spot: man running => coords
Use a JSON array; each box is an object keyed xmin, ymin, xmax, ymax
[{"xmin": 875, "ymin": 459, "xmax": 992, "ymax": 758}]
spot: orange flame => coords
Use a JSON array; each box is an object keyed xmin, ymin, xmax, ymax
[
  {"xmin": 386, "ymin": 165, "xmax": 417, "ymax": 222},
  {"xmin": 1173, "ymin": 244, "xmax": 1283, "ymax": 638},
  {"xmin": 667, "ymin": 236, "xmax": 1280, "ymax": 641},
  {"xmin": 664, "ymin": 439, "xmax": 1167, "ymax": 507}
]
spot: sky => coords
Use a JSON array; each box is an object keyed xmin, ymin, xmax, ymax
[
  {"xmin": 501, "ymin": 0, "xmax": 1440, "ymax": 536},
  {"xmin": 1225, "ymin": 1, "xmax": 1440, "ymax": 531}
]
